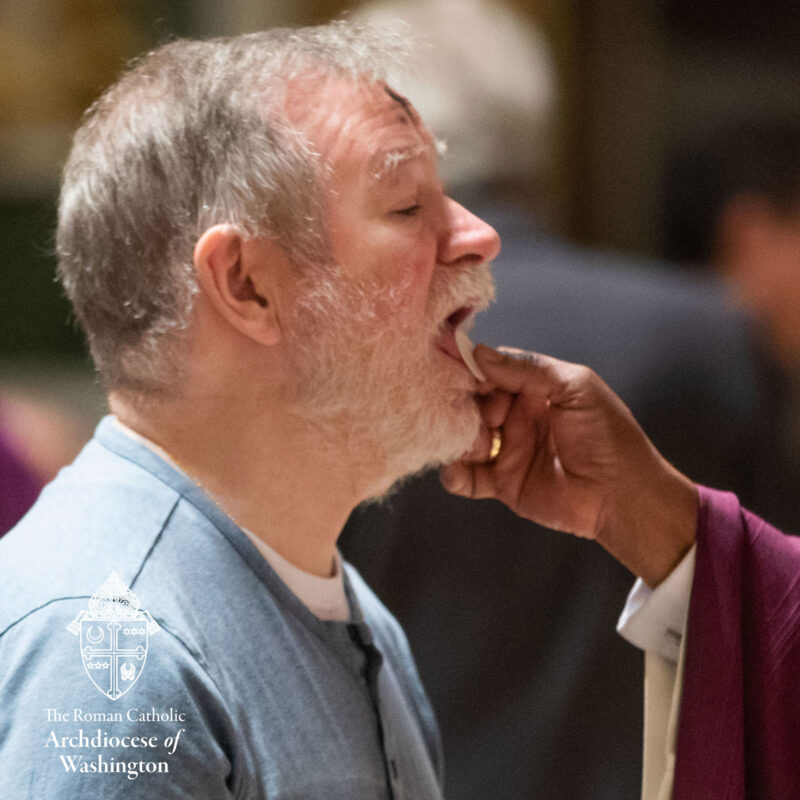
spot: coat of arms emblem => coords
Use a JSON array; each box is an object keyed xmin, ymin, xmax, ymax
[{"xmin": 67, "ymin": 571, "xmax": 160, "ymax": 701}]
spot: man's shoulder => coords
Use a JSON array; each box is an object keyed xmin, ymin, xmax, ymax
[
  {"xmin": 0, "ymin": 594, "xmax": 219, "ymax": 703},
  {"xmin": 0, "ymin": 419, "xmax": 312, "ymax": 670},
  {"xmin": 0, "ymin": 591, "xmax": 239, "ymax": 798},
  {"xmin": 0, "ymin": 434, "xmax": 183, "ymax": 632}
]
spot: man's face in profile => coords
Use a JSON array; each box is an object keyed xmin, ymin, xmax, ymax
[{"xmin": 281, "ymin": 77, "xmax": 500, "ymax": 491}]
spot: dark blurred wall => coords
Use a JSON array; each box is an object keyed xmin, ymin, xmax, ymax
[
  {"xmin": 0, "ymin": 198, "xmax": 79, "ymax": 356},
  {"xmin": 534, "ymin": 0, "xmax": 800, "ymax": 258}
]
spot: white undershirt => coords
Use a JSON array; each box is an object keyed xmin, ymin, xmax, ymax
[
  {"xmin": 112, "ymin": 417, "xmax": 350, "ymax": 622},
  {"xmin": 617, "ymin": 546, "xmax": 696, "ymax": 800},
  {"xmin": 242, "ymin": 529, "xmax": 350, "ymax": 622}
]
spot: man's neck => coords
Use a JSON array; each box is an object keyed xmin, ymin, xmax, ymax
[{"xmin": 109, "ymin": 392, "xmax": 385, "ymax": 578}]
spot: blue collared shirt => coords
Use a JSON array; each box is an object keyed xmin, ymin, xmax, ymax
[{"xmin": 0, "ymin": 417, "xmax": 443, "ymax": 799}]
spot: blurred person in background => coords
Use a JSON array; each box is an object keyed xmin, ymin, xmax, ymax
[
  {"xmin": 665, "ymin": 116, "xmax": 800, "ymax": 530},
  {"xmin": 340, "ymin": 2, "xmax": 791, "ymax": 799},
  {"xmin": 712, "ymin": 118, "xmax": 800, "ymax": 527},
  {"xmin": 714, "ymin": 119, "xmax": 800, "ymax": 376}
]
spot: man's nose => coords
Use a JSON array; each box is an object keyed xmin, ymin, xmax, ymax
[{"xmin": 438, "ymin": 198, "xmax": 501, "ymax": 268}]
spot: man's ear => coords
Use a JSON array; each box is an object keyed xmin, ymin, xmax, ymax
[{"xmin": 193, "ymin": 225, "xmax": 281, "ymax": 346}]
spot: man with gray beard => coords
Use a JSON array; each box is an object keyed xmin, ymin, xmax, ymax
[{"xmin": 0, "ymin": 22, "xmax": 500, "ymax": 799}]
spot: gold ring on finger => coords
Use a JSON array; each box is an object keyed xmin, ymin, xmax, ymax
[{"xmin": 489, "ymin": 428, "xmax": 503, "ymax": 461}]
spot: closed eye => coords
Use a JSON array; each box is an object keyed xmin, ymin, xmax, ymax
[{"xmin": 394, "ymin": 204, "xmax": 421, "ymax": 217}]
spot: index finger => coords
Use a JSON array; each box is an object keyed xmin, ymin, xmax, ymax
[{"xmin": 474, "ymin": 345, "xmax": 588, "ymax": 404}]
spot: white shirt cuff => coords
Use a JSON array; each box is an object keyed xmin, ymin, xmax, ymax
[{"xmin": 616, "ymin": 545, "xmax": 696, "ymax": 663}]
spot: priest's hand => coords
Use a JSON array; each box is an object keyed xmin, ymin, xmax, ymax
[{"xmin": 441, "ymin": 345, "xmax": 698, "ymax": 588}]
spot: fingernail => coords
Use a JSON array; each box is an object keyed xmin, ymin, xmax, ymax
[{"xmin": 475, "ymin": 344, "xmax": 502, "ymax": 363}]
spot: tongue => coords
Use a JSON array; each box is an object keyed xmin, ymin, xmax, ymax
[{"xmin": 440, "ymin": 326, "xmax": 462, "ymax": 361}]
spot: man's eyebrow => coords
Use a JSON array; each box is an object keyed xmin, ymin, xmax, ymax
[
  {"xmin": 369, "ymin": 140, "xmax": 447, "ymax": 182},
  {"xmin": 370, "ymin": 145, "xmax": 427, "ymax": 181}
]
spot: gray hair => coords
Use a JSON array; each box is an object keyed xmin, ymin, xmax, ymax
[{"xmin": 56, "ymin": 21, "xmax": 412, "ymax": 396}]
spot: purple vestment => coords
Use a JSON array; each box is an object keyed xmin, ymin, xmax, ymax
[
  {"xmin": 673, "ymin": 486, "xmax": 800, "ymax": 799},
  {"xmin": 0, "ymin": 423, "xmax": 41, "ymax": 535}
]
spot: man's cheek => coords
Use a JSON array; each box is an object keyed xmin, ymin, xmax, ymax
[
  {"xmin": 387, "ymin": 248, "xmax": 432, "ymax": 291},
  {"xmin": 383, "ymin": 276, "xmax": 428, "ymax": 321}
]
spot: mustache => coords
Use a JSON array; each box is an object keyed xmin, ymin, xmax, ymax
[
  {"xmin": 293, "ymin": 259, "xmax": 496, "ymax": 336},
  {"xmin": 427, "ymin": 260, "xmax": 496, "ymax": 328}
]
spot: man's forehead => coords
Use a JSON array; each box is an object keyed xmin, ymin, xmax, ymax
[
  {"xmin": 285, "ymin": 75, "xmax": 416, "ymax": 131},
  {"xmin": 283, "ymin": 75, "xmax": 442, "ymax": 182}
]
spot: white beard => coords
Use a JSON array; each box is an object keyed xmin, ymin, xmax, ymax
[{"xmin": 284, "ymin": 260, "xmax": 495, "ymax": 498}]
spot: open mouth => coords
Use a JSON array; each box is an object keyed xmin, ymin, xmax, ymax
[{"xmin": 437, "ymin": 304, "xmax": 476, "ymax": 364}]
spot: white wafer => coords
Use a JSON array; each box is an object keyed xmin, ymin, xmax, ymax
[{"xmin": 454, "ymin": 327, "xmax": 487, "ymax": 381}]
